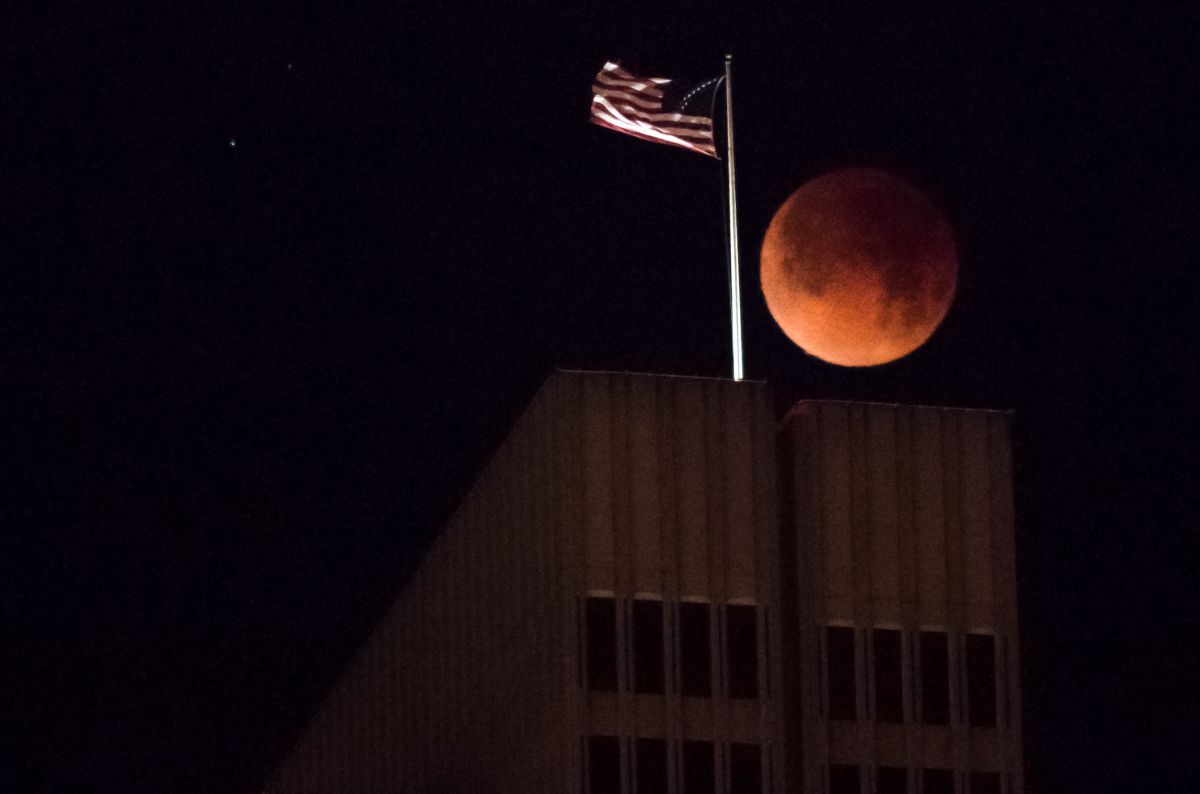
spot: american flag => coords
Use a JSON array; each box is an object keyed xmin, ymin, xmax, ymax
[{"xmin": 590, "ymin": 61, "xmax": 721, "ymax": 159}]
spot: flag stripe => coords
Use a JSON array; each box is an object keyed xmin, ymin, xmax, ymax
[
  {"xmin": 589, "ymin": 61, "xmax": 719, "ymax": 159},
  {"xmin": 590, "ymin": 115, "xmax": 717, "ymax": 157},
  {"xmin": 591, "ymin": 107, "xmax": 716, "ymax": 155},
  {"xmin": 590, "ymin": 103, "xmax": 712, "ymax": 138},
  {"xmin": 591, "ymin": 98, "xmax": 714, "ymax": 142},
  {"xmin": 601, "ymin": 62, "xmax": 668, "ymax": 84},
  {"xmin": 591, "ymin": 94, "xmax": 712, "ymax": 128},
  {"xmin": 591, "ymin": 85, "xmax": 663, "ymax": 111},
  {"xmin": 590, "ymin": 115, "xmax": 716, "ymax": 156},
  {"xmin": 590, "ymin": 101, "xmax": 714, "ymax": 139},
  {"xmin": 594, "ymin": 72, "xmax": 666, "ymax": 98},
  {"xmin": 590, "ymin": 105, "xmax": 714, "ymax": 147}
]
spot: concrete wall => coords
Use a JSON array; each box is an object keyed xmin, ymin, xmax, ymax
[
  {"xmin": 781, "ymin": 401, "xmax": 1023, "ymax": 793},
  {"xmin": 265, "ymin": 378, "xmax": 1024, "ymax": 793},
  {"xmin": 562, "ymin": 371, "xmax": 786, "ymax": 792}
]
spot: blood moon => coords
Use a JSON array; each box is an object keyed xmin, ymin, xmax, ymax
[{"xmin": 760, "ymin": 168, "xmax": 958, "ymax": 367}]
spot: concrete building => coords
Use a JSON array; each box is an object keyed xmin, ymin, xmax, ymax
[{"xmin": 265, "ymin": 371, "xmax": 1023, "ymax": 793}]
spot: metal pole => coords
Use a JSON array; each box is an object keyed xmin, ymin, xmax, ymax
[{"xmin": 724, "ymin": 54, "xmax": 744, "ymax": 381}]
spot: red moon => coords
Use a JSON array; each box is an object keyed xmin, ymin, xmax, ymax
[{"xmin": 759, "ymin": 168, "xmax": 958, "ymax": 367}]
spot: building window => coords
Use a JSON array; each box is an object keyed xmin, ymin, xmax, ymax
[
  {"xmin": 680, "ymin": 602, "xmax": 712, "ymax": 696},
  {"xmin": 827, "ymin": 626, "xmax": 857, "ymax": 719},
  {"xmin": 729, "ymin": 743, "xmax": 762, "ymax": 794},
  {"xmin": 922, "ymin": 768, "xmax": 953, "ymax": 794},
  {"xmin": 727, "ymin": 604, "xmax": 759, "ymax": 699},
  {"xmin": 830, "ymin": 763, "xmax": 860, "ymax": 794},
  {"xmin": 683, "ymin": 740, "xmax": 715, "ymax": 794},
  {"xmin": 877, "ymin": 766, "xmax": 908, "ymax": 794},
  {"xmin": 587, "ymin": 735, "xmax": 621, "ymax": 794},
  {"xmin": 636, "ymin": 737, "xmax": 667, "ymax": 793},
  {"xmin": 873, "ymin": 628, "xmax": 903, "ymax": 723},
  {"xmin": 586, "ymin": 597, "xmax": 618, "ymax": 692},
  {"xmin": 633, "ymin": 599, "xmax": 665, "ymax": 694},
  {"xmin": 968, "ymin": 772, "xmax": 1001, "ymax": 794},
  {"xmin": 919, "ymin": 631, "xmax": 950, "ymax": 725},
  {"xmin": 965, "ymin": 634, "xmax": 997, "ymax": 727}
]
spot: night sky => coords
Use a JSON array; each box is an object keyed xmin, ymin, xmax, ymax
[{"xmin": 10, "ymin": 4, "xmax": 1196, "ymax": 792}]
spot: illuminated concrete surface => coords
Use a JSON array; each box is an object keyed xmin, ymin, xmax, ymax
[{"xmin": 265, "ymin": 371, "xmax": 1021, "ymax": 793}]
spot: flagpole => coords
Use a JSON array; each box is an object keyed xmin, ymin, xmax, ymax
[{"xmin": 723, "ymin": 54, "xmax": 745, "ymax": 381}]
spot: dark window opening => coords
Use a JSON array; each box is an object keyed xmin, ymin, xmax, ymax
[
  {"xmin": 830, "ymin": 763, "xmax": 860, "ymax": 794},
  {"xmin": 683, "ymin": 740, "xmax": 715, "ymax": 794},
  {"xmin": 873, "ymin": 628, "xmax": 903, "ymax": 723},
  {"xmin": 636, "ymin": 738, "xmax": 667, "ymax": 794},
  {"xmin": 969, "ymin": 772, "xmax": 1001, "ymax": 794},
  {"xmin": 965, "ymin": 634, "xmax": 997, "ymax": 727},
  {"xmin": 922, "ymin": 768, "xmax": 953, "ymax": 794},
  {"xmin": 729, "ymin": 743, "xmax": 761, "ymax": 794},
  {"xmin": 587, "ymin": 735, "xmax": 620, "ymax": 794},
  {"xmin": 586, "ymin": 597, "xmax": 618, "ymax": 692},
  {"xmin": 827, "ymin": 626, "xmax": 857, "ymax": 719},
  {"xmin": 633, "ymin": 599, "xmax": 665, "ymax": 694},
  {"xmin": 681, "ymin": 604, "xmax": 705, "ymax": 695},
  {"xmin": 877, "ymin": 766, "xmax": 908, "ymax": 794},
  {"xmin": 727, "ymin": 604, "xmax": 759, "ymax": 698},
  {"xmin": 920, "ymin": 631, "xmax": 950, "ymax": 725},
  {"xmin": 680, "ymin": 602, "xmax": 712, "ymax": 696}
]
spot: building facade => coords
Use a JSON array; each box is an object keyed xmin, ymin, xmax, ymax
[
  {"xmin": 265, "ymin": 371, "xmax": 1022, "ymax": 793},
  {"xmin": 780, "ymin": 400, "xmax": 1022, "ymax": 794}
]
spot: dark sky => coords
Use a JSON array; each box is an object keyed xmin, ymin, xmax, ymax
[{"xmin": 10, "ymin": 3, "xmax": 1196, "ymax": 792}]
